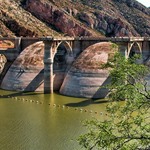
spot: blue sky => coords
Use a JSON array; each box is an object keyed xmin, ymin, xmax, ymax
[{"xmin": 136, "ymin": 0, "xmax": 149, "ymax": 7}]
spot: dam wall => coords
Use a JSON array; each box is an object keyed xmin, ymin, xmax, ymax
[{"xmin": 0, "ymin": 37, "xmax": 150, "ymax": 98}]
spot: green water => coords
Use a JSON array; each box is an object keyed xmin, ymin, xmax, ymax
[{"xmin": 0, "ymin": 89, "xmax": 109, "ymax": 150}]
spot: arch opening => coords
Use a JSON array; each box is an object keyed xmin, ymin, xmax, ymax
[
  {"xmin": 53, "ymin": 44, "xmax": 67, "ymax": 72},
  {"xmin": 129, "ymin": 42, "xmax": 142, "ymax": 58},
  {"xmin": 129, "ymin": 42, "xmax": 143, "ymax": 64},
  {"xmin": 53, "ymin": 42, "xmax": 73, "ymax": 91}
]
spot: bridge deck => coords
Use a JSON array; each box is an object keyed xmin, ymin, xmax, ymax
[
  {"xmin": 40, "ymin": 36, "xmax": 150, "ymax": 42},
  {"xmin": 0, "ymin": 36, "xmax": 150, "ymax": 42}
]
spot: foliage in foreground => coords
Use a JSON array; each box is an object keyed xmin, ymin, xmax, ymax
[{"xmin": 78, "ymin": 44, "xmax": 150, "ymax": 150}]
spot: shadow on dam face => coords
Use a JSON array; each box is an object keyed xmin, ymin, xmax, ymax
[
  {"xmin": 92, "ymin": 76, "xmax": 111, "ymax": 99},
  {"xmin": 24, "ymin": 69, "xmax": 44, "ymax": 92}
]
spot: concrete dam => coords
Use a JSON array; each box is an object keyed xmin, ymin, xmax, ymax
[{"xmin": 0, "ymin": 37, "xmax": 150, "ymax": 99}]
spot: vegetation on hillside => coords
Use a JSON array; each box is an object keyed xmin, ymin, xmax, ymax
[{"xmin": 0, "ymin": 0, "xmax": 60, "ymax": 37}]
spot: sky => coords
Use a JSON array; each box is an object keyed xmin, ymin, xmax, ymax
[{"xmin": 136, "ymin": 0, "xmax": 149, "ymax": 7}]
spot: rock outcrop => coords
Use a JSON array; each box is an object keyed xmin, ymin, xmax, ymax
[
  {"xmin": 4, "ymin": 19, "xmax": 38, "ymax": 37},
  {"xmin": 75, "ymin": 5, "xmax": 141, "ymax": 37},
  {"xmin": 113, "ymin": 0, "xmax": 149, "ymax": 15},
  {"xmin": 0, "ymin": 0, "xmax": 60, "ymax": 37},
  {"xmin": 0, "ymin": 0, "xmax": 150, "ymax": 38},
  {"xmin": 22, "ymin": 0, "xmax": 96, "ymax": 37},
  {"xmin": 0, "ymin": 10, "xmax": 38, "ymax": 37},
  {"xmin": 60, "ymin": 42, "xmax": 115, "ymax": 99}
]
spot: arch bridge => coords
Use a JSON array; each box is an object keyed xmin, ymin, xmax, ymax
[
  {"xmin": 41, "ymin": 36, "xmax": 150, "ymax": 93},
  {"xmin": 0, "ymin": 36, "xmax": 150, "ymax": 93}
]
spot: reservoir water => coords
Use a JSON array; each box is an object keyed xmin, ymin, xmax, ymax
[{"xmin": 0, "ymin": 89, "xmax": 108, "ymax": 150}]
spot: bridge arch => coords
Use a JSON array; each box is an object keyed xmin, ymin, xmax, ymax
[
  {"xmin": 53, "ymin": 41, "xmax": 74, "ymax": 91},
  {"xmin": 128, "ymin": 42, "xmax": 142, "ymax": 57},
  {"xmin": 53, "ymin": 40, "xmax": 74, "ymax": 66},
  {"xmin": 54, "ymin": 41, "xmax": 73, "ymax": 56}
]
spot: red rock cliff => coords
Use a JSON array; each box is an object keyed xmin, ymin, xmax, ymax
[{"xmin": 23, "ymin": 0, "xmax": 96, "ymax": 37}]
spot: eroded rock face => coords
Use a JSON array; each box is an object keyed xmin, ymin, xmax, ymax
[
  {"xmin": 79, "ymin": 11, "xmax": 137, "ymax": 37},
  {"xmin": 22, "ymin": 0, "xmax": 94, "ymax": 37},
  {"xmin": 60, "ymin": 42, "xmax": 115, "ymax": 99},
  {"xmin": 78, "ymin": 12, "xmax": 95, "ymax": 29},
  {"xmin": 113, "ymin": 0, "xmax": 149, "ymax": 15},
  {"xmin": 0, "ymin": 10, "xmax": 38, "ymax": 37}
]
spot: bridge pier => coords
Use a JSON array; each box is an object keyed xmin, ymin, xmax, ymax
[{"xmin": 44, "ymin": 41, "xmax": 54, "ymax": 94}]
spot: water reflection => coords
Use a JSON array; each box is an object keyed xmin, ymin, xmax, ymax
[
  {"xmin": 66, "ymin": 99, "xmax": 110, "ymax": 108},
  {"xmin": 0, "ymin": 89, "xmax": 108, "ymax": 150}
]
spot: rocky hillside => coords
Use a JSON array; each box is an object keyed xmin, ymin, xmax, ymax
[{"xmin": 0, "ymin": 0, "xmax": 150, "ymax": 37}]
